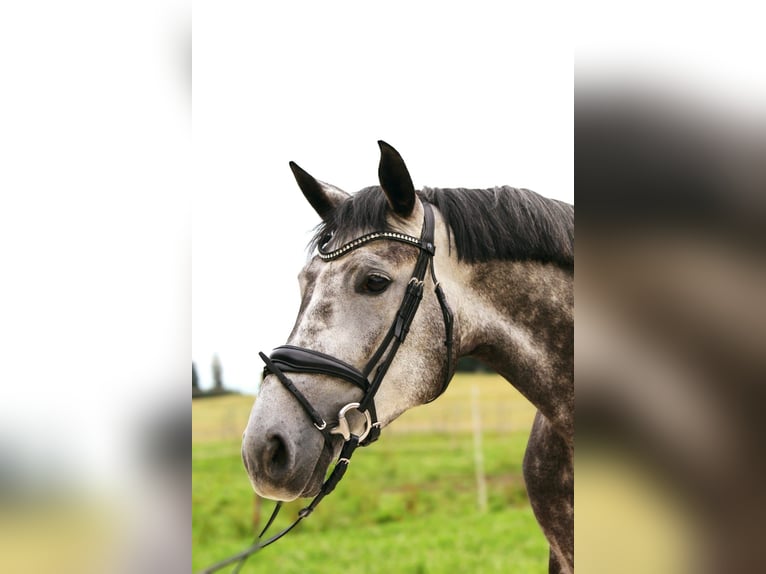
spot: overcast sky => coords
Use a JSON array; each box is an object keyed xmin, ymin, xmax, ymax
[{"xmin": 192, "ymin": 4, "xmax": 574, "ymax": 392}]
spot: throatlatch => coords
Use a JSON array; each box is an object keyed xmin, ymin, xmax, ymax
[{"xmin": 199, "ymin": 202, "xmax": 453, "ymax": 574}]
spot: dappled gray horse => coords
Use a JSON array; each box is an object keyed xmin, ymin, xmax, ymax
[{"xmin": 242, "ymin": 142, "xmax": 573, "ymax": 573}]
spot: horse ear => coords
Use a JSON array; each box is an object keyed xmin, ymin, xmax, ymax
[
  {"xmin": 289, "ymin": 161, "xmax": 349, "ymax": 220},
  {"xmin": 377, "ymin": 140, "xmax": 416, "ymax": 217}
]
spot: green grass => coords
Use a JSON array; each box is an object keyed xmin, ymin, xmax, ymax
[{"xmin": 193, "ymin": 374, "xmax": 547, "ymax": 573}]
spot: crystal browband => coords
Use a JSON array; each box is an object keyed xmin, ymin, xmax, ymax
[{"xmin": 318, "ymin": 231, "xmax": 431, "ymax": 261}]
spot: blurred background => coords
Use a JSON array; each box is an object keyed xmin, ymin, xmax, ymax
[
  {"xmin": 576, "ymin": 3, "xmax": 765, "ymax": 572},
  {"xmin": 0, "ymin": 0, "xmax": 190, "ymax": 573}
]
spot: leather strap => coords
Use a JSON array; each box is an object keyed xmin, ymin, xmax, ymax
[{"xmin": 266, "ymin": 346, "xmax": 370, "ymax": 393}]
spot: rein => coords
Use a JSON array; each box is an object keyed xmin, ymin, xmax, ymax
[{"xmin": 199, "ymin": 202, "xmax": 454, "ymax": 573}]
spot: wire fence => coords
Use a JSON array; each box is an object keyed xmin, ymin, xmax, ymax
[{"xmin": 192, "ymin": 373, "xmax": 537, "ymax": 447}]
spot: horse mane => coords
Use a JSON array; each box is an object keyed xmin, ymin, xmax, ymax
[{"xmin": 310, "ymin": 186, "xmax": 574, "ymax": 267}]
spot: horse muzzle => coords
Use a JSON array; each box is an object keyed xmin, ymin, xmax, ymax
[{"xmin": 242, "ymin": 398, "xmax": 331, "ymax": 501}]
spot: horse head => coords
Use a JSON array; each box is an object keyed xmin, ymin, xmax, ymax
[{"xmin": 242, "ymin": 142, "xmax": 456, "ymax": 501}]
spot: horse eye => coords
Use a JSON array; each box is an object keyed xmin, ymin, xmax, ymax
[
  {"xmin": 319, "ymin": 232, "xmax": 333, "ymax": 249},
  {"xmin": 364, "ymin": 273, "xmax": 391, "ymax": 294}
]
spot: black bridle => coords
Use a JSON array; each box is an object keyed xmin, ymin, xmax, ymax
[{"xmin": 200, "ymin": 202, "xmax": 454, "ymax": 574}]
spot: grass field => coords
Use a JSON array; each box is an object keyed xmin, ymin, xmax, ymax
[{"xmin": 193, "ymin": 373, "xmax": 547, "ymax": 573}]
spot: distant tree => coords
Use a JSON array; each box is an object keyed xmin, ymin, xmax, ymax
[
  {"xmin": 456, "ymin": 357, "xmax": 492, "ymax": 373},
  {"xmin": 192, "ymin": 362, "xmax": 200, "ymax": 395},
  {"xmin": 212, "ymin": 354, "xmax": 224, "ymax": 391}
]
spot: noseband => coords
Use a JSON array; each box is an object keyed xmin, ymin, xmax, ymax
[{"xmin": 199, "ymin": 203, "xmax": 453, "ymax": 573}]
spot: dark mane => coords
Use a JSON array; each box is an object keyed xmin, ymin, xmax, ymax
[{"xmin": 310, "ymin": 186, "xmax": 574, "ymax": 266}]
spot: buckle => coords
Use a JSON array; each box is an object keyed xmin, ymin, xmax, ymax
[{"xmin": 330, "ymin": 402, "xmax": 373, "ymax": 443}]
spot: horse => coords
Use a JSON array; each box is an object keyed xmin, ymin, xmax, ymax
[{"xmin": 241, "ymin": 141, "xmax": 574, "ymax": 573}]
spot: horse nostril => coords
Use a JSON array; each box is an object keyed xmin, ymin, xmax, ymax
[{"xmin": 264, "ymin": 433, "xmax": 290, "ymax": 477}]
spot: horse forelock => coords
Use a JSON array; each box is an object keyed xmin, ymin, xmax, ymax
[{"xmin": 308, "ymin": 186, "xmax": 390, "ymax": 253}]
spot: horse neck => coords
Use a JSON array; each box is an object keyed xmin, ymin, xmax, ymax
[{"xmin": 454, "ymin": 259, "xmax": 574, "ymax": 438}]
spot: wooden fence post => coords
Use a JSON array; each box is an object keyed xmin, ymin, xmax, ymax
[{"xmin": 472, "ymin": 380, "xmax": 488, "ymax": 513}]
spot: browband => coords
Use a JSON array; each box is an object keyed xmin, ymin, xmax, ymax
[{"xmin": 318, "ymin": 230, "xmax": 432, "ymax": 261}]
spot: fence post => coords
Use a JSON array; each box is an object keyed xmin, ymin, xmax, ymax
[{"xmin": 472, "ymin": 380, "xmax": 488, "ymax": 513}]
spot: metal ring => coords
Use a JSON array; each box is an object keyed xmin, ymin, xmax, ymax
[{"xmin": 329, "ymin": 402, "xmax": 373, "ymax": 442}]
